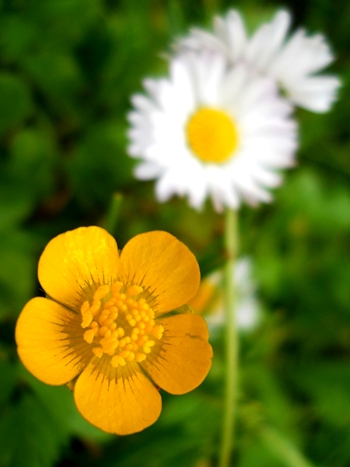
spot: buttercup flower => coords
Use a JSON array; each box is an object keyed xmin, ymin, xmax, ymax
[
  {"xmin": 128, "ymin": 51, "xmax": 297, "ymax": 211},
  {"xmin": 15, "ymin": 226, "xmax": 212, "ymax": 435},
  {"xmin": 177, "ymin": 9, "xmax": 340, "ymax": 113}
]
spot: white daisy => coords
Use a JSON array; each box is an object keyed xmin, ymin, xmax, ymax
[
  {"xmin": 128, "ymin": 50, "xmax": 297, "ymax": 211},
  {"xmin": 177, "ymin": 9, "xmax": 341, "ymax": 113}
]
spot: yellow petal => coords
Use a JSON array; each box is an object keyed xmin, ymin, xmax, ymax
[
  {"xmin": 118, "ymin": 231, "xmax": 200, "ymax": 315},
  {"xmin": 38, "ymin": 226, "xmax": 119, "ymax": 311},
  {"xmin": 74, "ymin": 357, "xmax": 162, "ymax": 435},
  {"xmin": 15, "ymin": 297, "xmax": 91, "ymax": 385},
  {"xmin": 140, "ymin": 313, "xmax": 212, "ymax": 394}
]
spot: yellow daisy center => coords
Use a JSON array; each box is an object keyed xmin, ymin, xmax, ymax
[
  {"xmin": 186, "ymin": 107, "xmax": 239, "ymax": 163},
  {"xmin": 80, "ymin": 283, "xmax": 164, "ymax": 368}
]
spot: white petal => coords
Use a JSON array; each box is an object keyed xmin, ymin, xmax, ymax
[
  {"xmin": 206, "ymin": 166, "xmax": 240, "ymax": 211},
  {"xmin": 180, "ymin": 8, "xmax": 340, "ymax": 113},
  {"xmin": 251, "ymin": 166, "xmax": 282, "ymax": 188},
  {"xmin": 170, "ymin": 58, "xmax": 197, "ymax": 114},
  {"xmin": 271, "ymin": 30, "xmax": 334, "ymax": 80},
  {"xmin": 246, "ymin": 10, "xmax": 291, "ymax": 71},
  {"xmin": 131, "ymin": 94, "xmax": 157, "ymax": 114},
  {"xmin": 215, "ymin": 10, "xmax": 247, "ymax": 61},
  {"xmin": 190, "ymin": 51, "xmax": 226, "ymax": 105},
  {"xmin": 176, "ymin": 27, "xmax": 226, "ymax": 56},
  {"xmin": 187, "ymin": 172, "xmax": 209, "ymax": 210},
  {"xmin": 286, "ymin": 75, "xmax": 341, "ymax": 112},
  {"xmin": 134, "ymin": 162, "xmax": 164, "ymax": 180},
  {"xmin": 155, "ymin": 171, "xmax": 178, "ymax": 202},
  {"xmin": 220, "ymin": 63, "xmax": 250, "ymax": 107}
]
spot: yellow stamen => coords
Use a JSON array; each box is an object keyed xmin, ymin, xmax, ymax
[
  {"xmin": 126, "ymin": 285, "xmax": 143, "ymax": 296},
  {"xmin": 83, "ymin": 329, "xmax": 95, "ymax": 344},
  {"xmin": 186, "ymin": 107, "xmax": 239, "ymax": 163},
  {"xmin": 80, "ymin": 283, "xmax": 164, "ymax": 367},
  {"xmin": 93, "ymin": 285, "xmax": 110, "ymax": 300},
  {"xmin": 152, "ymin": 325, "xmax": 164, "ymax": 340},
  {"xmin": 93, "ymin": 347, "xmax": 103, "ymax": 358},
  {"xmin": 136, "ymin": 353, "xmax": 147, "ymax": 362},
  {"xmin": 111, "ymin": 355, "xmax": 126, "ymax": 367},
  {"xmin": 81, "ymin": 301, "xmax": 90, "ymax": 313},
  {"xmin": 81, "ymin": 311, "xmax": 93, "ymax": 328}
]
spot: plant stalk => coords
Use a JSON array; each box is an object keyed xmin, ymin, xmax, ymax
[{"xmin": 219, "ymin": 208, "xmax": 239, "ymax": 467}]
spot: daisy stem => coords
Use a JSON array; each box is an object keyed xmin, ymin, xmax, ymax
[
  {"xmin": 104, "ymin": 192, "xmax": 123, "ymax": 236},
  {"xmin": 219, "ymin": 207, "xmax": 239, "ymax": 467}
]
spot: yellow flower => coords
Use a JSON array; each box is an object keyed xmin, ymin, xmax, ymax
[{"xmin": 15, "ymin": 226, "xmax": 212, "ymax": 435}]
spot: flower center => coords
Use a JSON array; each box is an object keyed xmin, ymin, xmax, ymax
[
  {"xmin": 186, "ymin": 107, "xmax": 239, "ymax": 163},
  {"xmin": 80, "ymin": 283, "xmax": 164, "ymax": 368}
]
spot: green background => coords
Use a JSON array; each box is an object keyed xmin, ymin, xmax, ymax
[{"xmin": 0, "ymin": 0, "xmax": 349, "ymax": 466}]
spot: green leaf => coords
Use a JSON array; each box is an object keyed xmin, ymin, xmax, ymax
[
  {"xmin": 0, "ymin": 15, "xmax": 40, "ymax": 62},
  {"xmin": 0, "ymin": 360, "xmax": 17, "ymax": 407},
  {"xmin": 9, "ymin": 128, "xmax": 57, "ymax": 199},
  {"xmin": 0, "ymin": 73, "xmax": 32, "ymax": 136},
  {"xmin": 0, "ymin": 230, "xmax": 37, "ymax": 319},
  {"xmin": 0, "ymin": 183, "xmax": 35, "ymax": 229},
  {"xmin": 0, "ymin": 394, "xmax": 67, "ymax": 467},
  {"xmin": 242, "ymin": 364, "xmax": 300, "ymax": 442},
  {"xmin": 20, "ymin": 368, "xmax": 111, "ymax": 443},
  {"xmin": 23, "ymin": 52, "xmax": 84, "ymax": 117},
  {"xmin": 295, "ymin": 363, "xmax": 350, "ymax": 429},
  {"xmin": 259, "ymin": 426, "xmax": 315, "ymax": 467},
  {"xmin": 67, "ymin": 121, "xmax": 133, "ymax": 211}
]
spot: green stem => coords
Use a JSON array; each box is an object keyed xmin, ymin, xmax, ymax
[
  {"xmin": 219, "ymin": 208, "xmax": 239, "ymax": 467},
  {"xmin": 104, "ymin": 193, "xmax": 123, "ymax": 236}
]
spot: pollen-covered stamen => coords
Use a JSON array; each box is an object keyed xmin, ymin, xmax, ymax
[{"xmin": 80, "ymin": 283, "xmax": 164, "ymax": 367}]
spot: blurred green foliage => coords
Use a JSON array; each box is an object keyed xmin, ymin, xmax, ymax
[{"xmin": 0, "ymin": 0, "xmax": 349, "ymax": 466}]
